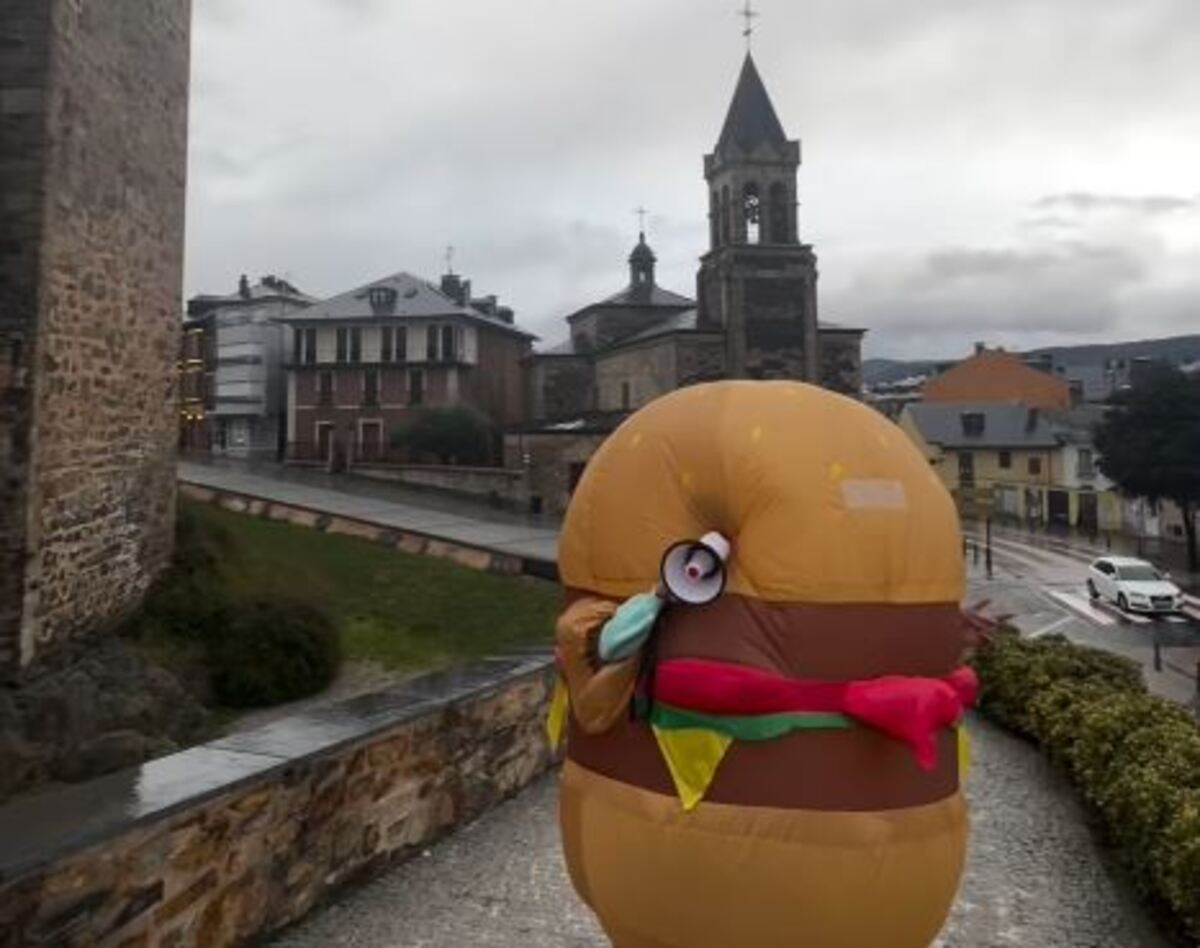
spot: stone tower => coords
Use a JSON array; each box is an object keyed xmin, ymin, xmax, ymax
[
  {"xmin": 696, "ymin": 53, "xmax": 820, "ymax": 381},
  {"xmin": 0, "ymin": 1, "xmax": 192, "ymax": 679}
]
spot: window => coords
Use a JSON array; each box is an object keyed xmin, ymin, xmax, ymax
[
  {"xmin": 303, "ymin": 328, "xmax": 317, "ymax": 365},
  {"xmin": 1078, "ymin": 448, "xmax": 1095, "ymax": 477},
  {"xmin": 350, "ymin": 328, "xmax": 362, "ymax": 363},
  {"xmin": 960, "ymin": 412, "xmax": 985, "ymax": 436},
  {"xmin": 368, "ymin": 286, "xmax": 397, "ymax": 314},
  {"xmin": 426, "ymin": 325, "xmax": 439, "ymax": 361},
  {"xmin": 441, "ymin": 325, "xmax": 456, "ymax": 361},
  {"xmin": 957, "ymin": 452, "xmax": 975, "ymax": 487},
  {"xmin": 621, "ymin": 381, "xmax": 631, "ymax": 410},
  {"xmin": 363, "ymin": 368, "xmax": 379, "ymax": 406},
  {"xmin": 998, "ymin": 450, "xmax": 1012, "ymax": 469},
  {"xmin": 336, "ymin": 328, "xmax": 348, "ymax": 363},
  {"xmin": 381, "ymin": 326, "xmax": 393, "ymax": 363},
  {"xmin": 409, "ymin": 369, "xmax": 424, "ymax": 405},
  {"xmin": 292, "ymin": 329, "xmax": 302, "ymax": 364},
  {"xmin": 318, "ymin": 370, "xmax": 333, "ymax": 406},
  {"xmin": 1028, "ymin": 456, "xmax": 1042, "ymax": 476},
  {"xmin": 396, "ymin": 326, "xmax": 407, "ymax": 361},
  {"xmin": 768, "ymin": 181, "xmax": 790, "ymax": 243}
]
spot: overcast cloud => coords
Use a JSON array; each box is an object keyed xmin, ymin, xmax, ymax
[{"xmin": 185, "ymin": 0, "xmax": 1200, "ymax": 359}]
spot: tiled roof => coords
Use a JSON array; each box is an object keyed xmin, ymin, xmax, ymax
[
  {"xmin": 277, "ymin": 271, "xmax": 536, "ymax": 339},
  {"xmin": 904, "ymin": 402, "xmax": 1064, "ymax": 449}
]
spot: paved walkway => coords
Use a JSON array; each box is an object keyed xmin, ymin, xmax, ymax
[
  {"xmin": 272, "ymin": 716, "xmax": 1172, "ymax": 948},
  {"xmin": 178, "ymin": 459, "xmax": 559, "ymax": 564}
]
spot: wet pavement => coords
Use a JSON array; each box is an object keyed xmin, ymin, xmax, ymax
[
  {"xmin": 962, "ymin": 522, "xmax": 1200, "ymax": 709},
  {"xmin": 178, "ymin": 458, "xmax": 559, "ymax": 564},
  {"xmin": 272, "ymin": 716, "xmax": 1175, "ymax": 948}
]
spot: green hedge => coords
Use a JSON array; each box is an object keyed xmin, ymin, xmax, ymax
[{"xmin": 974, "ymin": 633, "xmax": 1200, "ymax": 938}]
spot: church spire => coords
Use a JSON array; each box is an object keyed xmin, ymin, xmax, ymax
[{"xmin": 714, "ymin": 53, "xmax": 789, "ymax": 159}]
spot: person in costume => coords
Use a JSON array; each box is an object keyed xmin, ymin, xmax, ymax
[{"xmin": 547, "ymin": 380, "xmax": 981, "ymax": 948}]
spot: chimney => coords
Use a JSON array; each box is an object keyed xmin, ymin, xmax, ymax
[
  {"xmin": 238, "ymin": 274, "xmax": 251, "ymax": 299},
  {"xmin": 440, "ymin": 272, "xmax": 465, "ymax": 306},
  {"xmin": 497, "ymin": 306, "xmax": 514, "ymax": 324},
  {"xmin": 974, "ymin": 341, "xmax": 986, "ymax": 356}
]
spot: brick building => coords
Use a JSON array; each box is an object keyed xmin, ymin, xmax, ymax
[
  {"xmin": 0, "ymin": 0, "xmax": 191, "ymax": 677},
  {"xmin": 281, "ymin": 270, "xmax": 534, "ymax": 465}
]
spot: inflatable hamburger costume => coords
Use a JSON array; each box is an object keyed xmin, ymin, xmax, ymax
[{"xmin": 548, "ymin": 381, "xmax": 976, "ymax": 948}]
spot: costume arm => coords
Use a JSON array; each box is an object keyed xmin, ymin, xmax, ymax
[{"xmin": 556, "ymin": 596, "xmax": 641, "ymax": 735}]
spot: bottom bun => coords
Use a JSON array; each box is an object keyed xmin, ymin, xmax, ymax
[{"xmin": 559, "ymin": 759, "xmax": 967, "ymax": 948}]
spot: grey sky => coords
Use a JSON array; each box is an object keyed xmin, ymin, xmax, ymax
[{"xmin": 185, "ymin": 0, "xmax": 1200, "ymax": 359}]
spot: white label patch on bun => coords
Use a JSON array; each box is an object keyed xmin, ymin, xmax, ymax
[{"xmin": 841, "ymin": 479, "xmax": 907, "ymax": 510}]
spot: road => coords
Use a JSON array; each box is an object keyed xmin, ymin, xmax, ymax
[
  {"xmin": 962, "ymin": 522, "xmax": 1200, "ymax": 707},
  {"xmin": 178, "ymin": 458, "xmax": 560, "ymax": 564}
]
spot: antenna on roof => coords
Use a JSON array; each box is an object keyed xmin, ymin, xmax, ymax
[
  {"xmin": 736, "ymin": 0, "xmax": 759, "ymax": 50},
  {"xmin": 634, "ymin": 205, "xmax": 649, "ymax": 237},
  {"xmin": 444, "ymin": 244, "xmax": 455, "ymax": 275}
]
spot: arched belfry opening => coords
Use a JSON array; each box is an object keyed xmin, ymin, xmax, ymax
[{"xmin": 742, "ymin": 182, "xmax": 761, "ymax": 244}]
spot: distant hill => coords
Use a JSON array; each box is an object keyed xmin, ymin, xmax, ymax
[
  {"xmin": 865, "ymin": 334, "xmax": 1200, "ymax": 387},
  {"xmin": 862, "ymin": 358, "xmax": 941, "ymax": 386},
  {"xmin": 1024, "ymin": 335, "xmax": 1200, "ymax": 367}
]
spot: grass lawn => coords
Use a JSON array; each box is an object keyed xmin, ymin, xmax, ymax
[{"xmin": 183, "ymin": 498, "xmax": 560, "ymax": 672}]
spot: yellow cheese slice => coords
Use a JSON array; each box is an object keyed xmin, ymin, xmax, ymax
[{"xmin": 651, "ymin": 725, "xmax": 733, "ymax": 812}]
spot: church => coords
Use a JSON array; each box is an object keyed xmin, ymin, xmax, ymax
[{"xmin": 509, "ymin": 52, "xmax": 866, "ymax": 513}]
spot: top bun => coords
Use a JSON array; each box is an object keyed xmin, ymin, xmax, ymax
[{"xmin": 559, "ymin": 381, "xmax": 963, "ymax": 605}]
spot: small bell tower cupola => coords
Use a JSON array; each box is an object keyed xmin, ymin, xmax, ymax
[{"xmin": 628, "ymin": 231, "xmax": 657, "ymax": 294}]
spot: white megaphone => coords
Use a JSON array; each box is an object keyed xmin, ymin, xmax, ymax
[{"xmin": 659, "ymin": 531, "xmax": 732, "ymax": 605}]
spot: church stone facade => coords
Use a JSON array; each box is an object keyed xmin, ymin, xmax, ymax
[{"xmin": 513, "ymin": 53, "xmax": 865, "ymax": 514}]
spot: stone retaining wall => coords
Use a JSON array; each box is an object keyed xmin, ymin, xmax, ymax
[
  {"xmin": 177, "ymin": 482, "xmax": 556, "ymax": 581},
  {"xmin": 352, "ymin": 464, "xmax": 531, "ymax": 512},
  {"xmin": 0, "ymin": 656, "xmax": 556, "ymax": 948}
]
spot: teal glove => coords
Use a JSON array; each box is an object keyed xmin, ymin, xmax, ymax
[{"xmin": 597, "ymin": 591, "xmax": 664, "ymax": 663}]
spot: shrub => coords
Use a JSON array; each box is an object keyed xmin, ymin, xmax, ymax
[
  {"xmin": 209, "ymin": 598, "xmax": 341, "ymax": 708},
  {"xmin": 123, "ymin": 502, "xmax": 236, "ymax": 644},
  {"xmin": 975, "ymin": 630, "xmax": 1200, "ymax": 941},
  {"xmin": 392, "ymin": 406, "xmax": 495, "ymax": 465}
]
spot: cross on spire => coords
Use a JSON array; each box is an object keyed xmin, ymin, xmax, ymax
[
  {"xmin": 737, "ymin": 1, "xmax": 759, "ymax": 48},
  {"xmin": 634, "ymin": 205, "xmax": 649, "ymax": 235}
]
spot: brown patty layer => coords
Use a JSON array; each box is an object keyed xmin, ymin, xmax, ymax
[{"xmin": 564, "ymin": 593, "xmax": 966, "ymax": 811}]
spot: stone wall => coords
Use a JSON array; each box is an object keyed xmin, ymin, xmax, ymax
[
  {"xmin": 0, "ymin": 0, "xmax": 52, "ymax": 676},
  {"xmin": 594, "ymin": 340, "xmax": 678, "ymax": 412},
  {"xmin": 0, "ymin": 0, "xmax": 192, "ymax": 677},
  {"xmin": 0, "ymin": 656, "xmax": 557, "ymax": 948},
  {"xmin": 819, "ymin": 330, "xmax": 865, "ymax": 396},
  {"xmin": 503, "ymin": 431, "xmax": 609, "ymax": 516},
  {"xmin": 353, "ymin": 463, "xmax": 531, "ymax": 511},
  {"xmin": 177, "ymin": 481, "xmax": 544, "ymax": 579},
  {"xmin": 525, "ymin": 355, "xmax": 594, "ymax": 424}
]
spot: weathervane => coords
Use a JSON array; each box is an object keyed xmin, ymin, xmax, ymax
[
  {"xmin": 737, "ymin": 1, "xmax": 759, "ymax": 49},
  {"xmin": 634, "ymin": 205, "xmax": 649, "ymax": 235}
]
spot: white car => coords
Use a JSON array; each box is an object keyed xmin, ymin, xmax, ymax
[{"xmin": 1086, "ymin": 556, "xmax": 1185, "ymax": 614}]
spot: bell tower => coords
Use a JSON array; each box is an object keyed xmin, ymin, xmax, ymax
[{"xmin": 697, "ymin": 54, "xmax": 819, "ymax": 381}]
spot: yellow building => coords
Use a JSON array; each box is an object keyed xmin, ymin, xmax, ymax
[{"xmin": 899, "ymin": 402, "xmax": 1122, "ymax": 530}]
